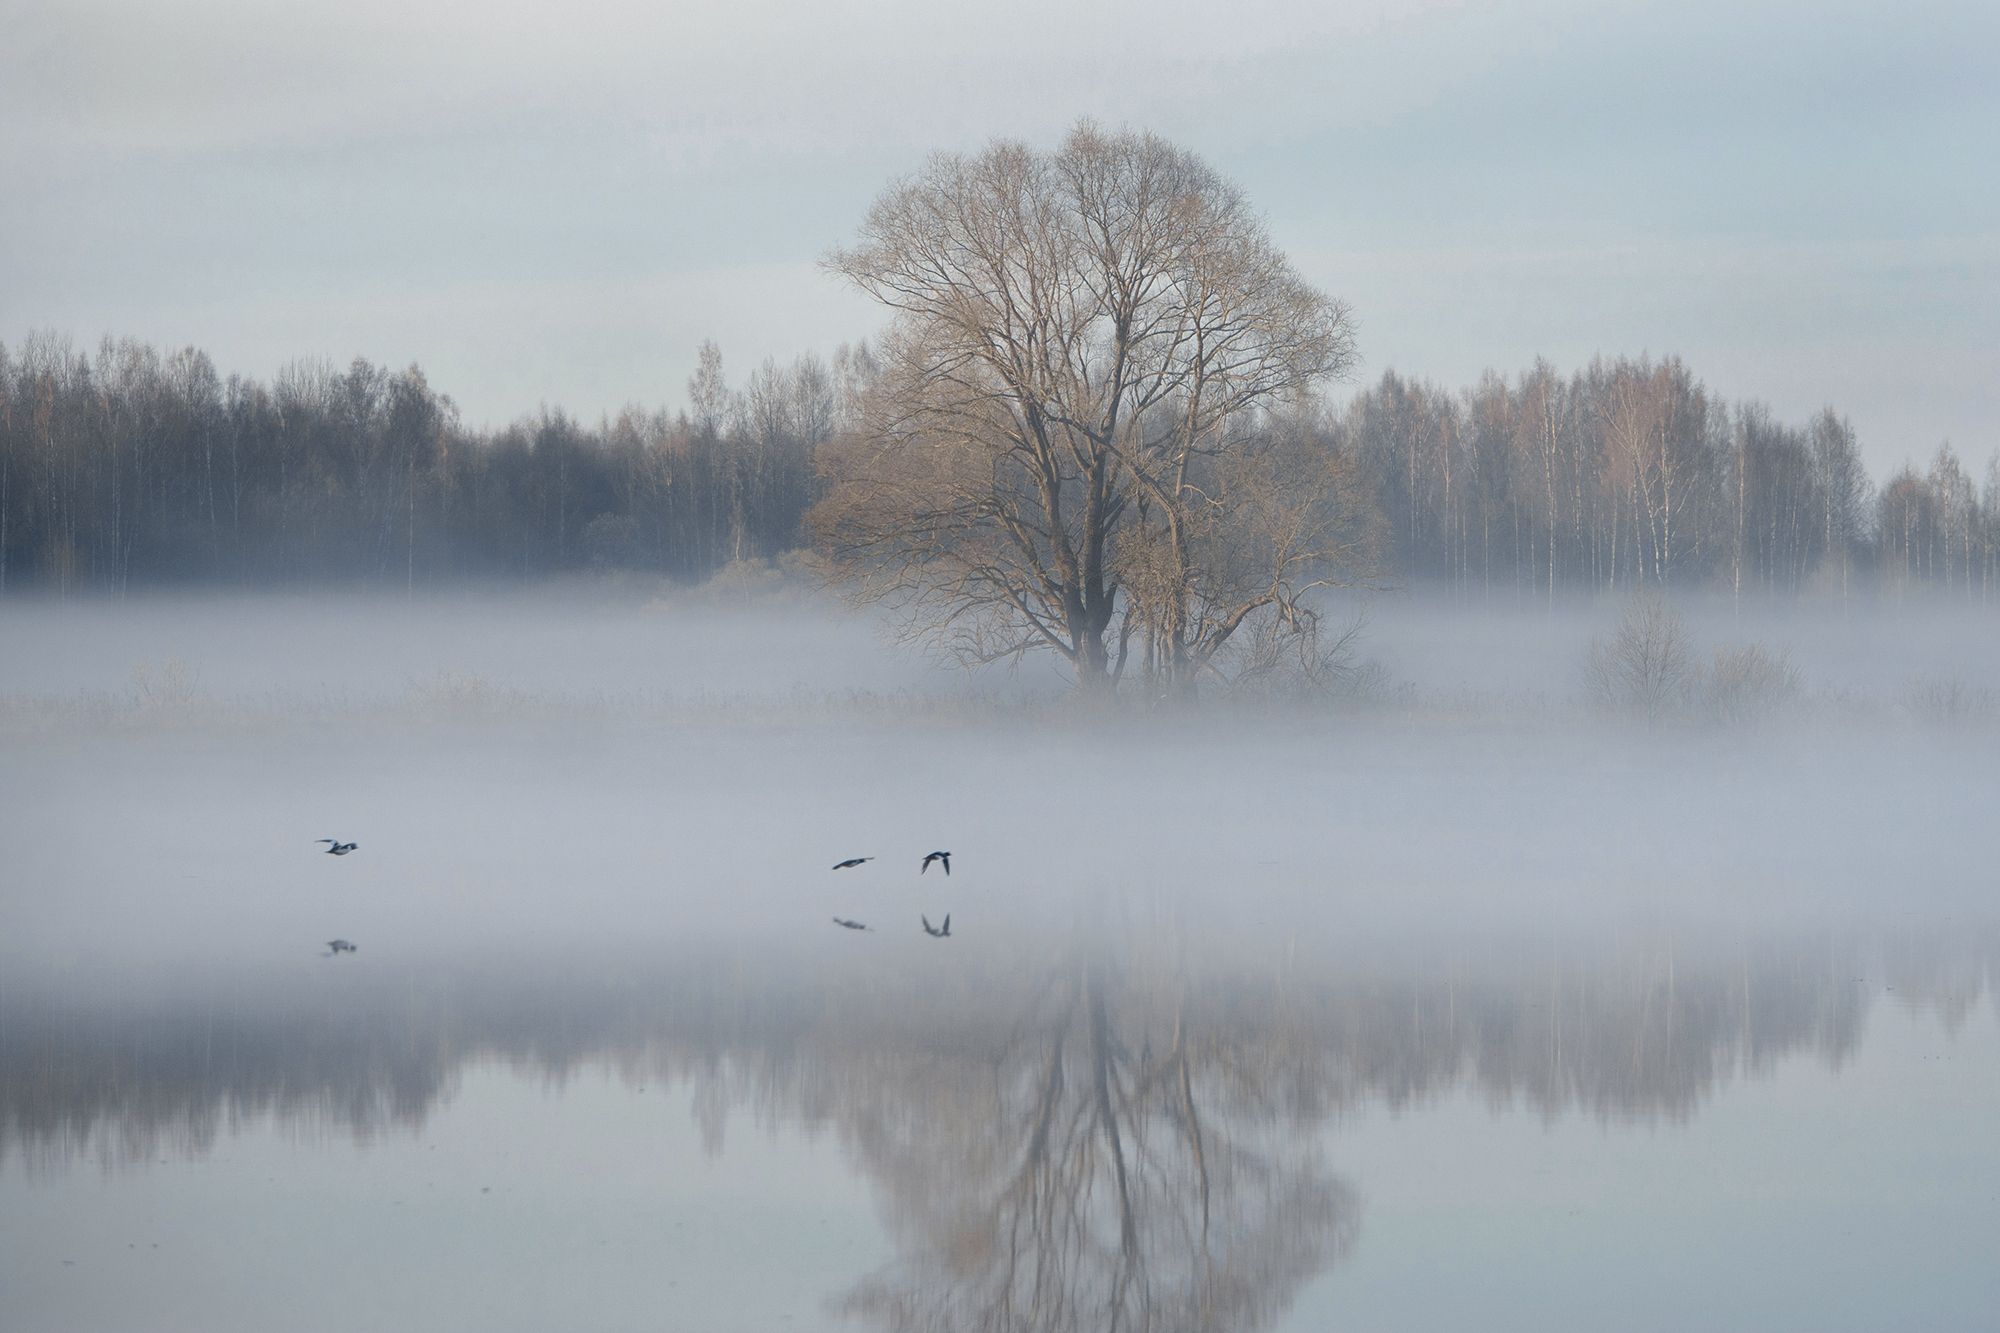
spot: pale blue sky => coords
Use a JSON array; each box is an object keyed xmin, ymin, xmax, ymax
[{"xmin": 3, "ymin": 0, "xmax": 1993, "ymax": 471}]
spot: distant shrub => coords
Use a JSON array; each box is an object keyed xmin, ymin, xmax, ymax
[
  {"xmin": 1212, "ymin": 610, "xmax": 1380, "ymax": 705},
  {"xmin": 1902, "ymin": 676, "xmax": 1998, "ymax": 725},
  {"xmin": 1337, "ymin": 659, "xmax": 1418, "ymax": 710},
  {"xmin": 130, "ymin": 657, "xmax": 201, "ymax": 711},
  {"xmin": 1701, "ymin": 644, "xmax": 1802, "ymax": 726},
  {"xmin": 695, "ymin": 557, "xmax": 816, "ymax": 604},
  {"xmin": 1585, "ymin": 594, "xmax": 1696, "ymax": 724},
  {"xmin": 404, "ymin": 669, "xmax": 532, "ymax": 719}
]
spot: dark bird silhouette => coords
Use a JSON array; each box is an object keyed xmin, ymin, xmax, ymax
[
  {"xmin": 921, "ymin": 913, "xmax": 951, "ymax": 938},
  {"xmin": 317, "ymin": 840, "xmax": 358, "ymax": 856},
  {"xmin": 831, "ymin": 917, "xmax": 870, "ymax": 931},
  {"xmin": 831, "ymin": 857, "xmax": 873, "ymax": 870},
  {"xmin": 921, "ymin": 851, "xmax": 951, "ymax": 876},
  {"xmin": 326, "ymin": 939, "xmax": 358, "ymax": 955}
]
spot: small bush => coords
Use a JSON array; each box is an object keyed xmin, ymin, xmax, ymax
[
  {"xmin": 694, "ymin": 557, "xmax": 816, "ymax": 604},
  {"xmin": 404, "ymin": 669, "xmax": 531, "ymax": 720},
  {"xmin": 1702, "ymin": 644, "xmax": 1802, "ymax": 726},
  {"xmin": 130, "ymin": 658, "xmax": 201, "ymax": 711},
  {"xmin": 1902, "ymin": 676, "xmax": 1998, "ymax": 726},
  {"xmin": 1585, "ymin": 594, "xmax": 1695, "ymax": 724}
]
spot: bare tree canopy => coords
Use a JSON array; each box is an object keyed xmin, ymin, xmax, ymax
[{"xmin": 811, "ymin": 124, "xmax": 1366, "ymax": 696}]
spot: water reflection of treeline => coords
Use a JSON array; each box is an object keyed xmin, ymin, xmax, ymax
[{"xmin": 5, "ymin": 929, "xmax": 1989, "ymax": 1174}]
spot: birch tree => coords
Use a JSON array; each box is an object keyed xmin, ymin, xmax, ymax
[{"xmin": 1807, "ymin": 408, "xmax": 1868, "ymax": 597}]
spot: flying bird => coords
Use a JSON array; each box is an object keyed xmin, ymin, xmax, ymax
[
  {"xmin": 317, "ymin": 840, "xmax": 358, "ymax": 856},
  {"xmin": 921, "ymin": 913, "xmax": 951, "ymax": 938},
  {"xmin": 921, "ymin": 851, "xmax": 951, "ymax": 876},
  {"xmin": 832, "ymin": 917, "xmax": 871, "ymax": 931},
  {"xmin": 831, "ymin": 857, "xmax": 873, "ymax": 871},
  {"xmin": 326, "ymin": 939, "xmax": 358, "ymax": 955}
]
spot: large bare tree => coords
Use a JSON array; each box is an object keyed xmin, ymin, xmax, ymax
[{"xmin": 810, "ymin": 125, "xmax": 1361, "ymax": 696}]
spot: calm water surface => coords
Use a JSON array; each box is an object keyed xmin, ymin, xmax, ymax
[{"xmin": 4, "ymin": 924, "xmax": 1996, "ymax": 1332}]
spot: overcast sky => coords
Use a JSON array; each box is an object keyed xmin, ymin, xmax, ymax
[{"xmin": 3, "ymin": 0, "xmax": 1993, "ymax": 471}]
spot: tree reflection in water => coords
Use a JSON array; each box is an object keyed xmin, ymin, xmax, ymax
[
  {"xmin": 2, "ymin": 923, "xmax": 1994, "ymax": 1329},
  {"xmin": 831, "ymin": 952, "xmax": 1357, "ymax": 1332}
]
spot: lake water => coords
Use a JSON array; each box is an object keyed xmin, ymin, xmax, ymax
[{"xmin": 6, "ymin": 909, "xmax": 1997, "ymax": 1330}]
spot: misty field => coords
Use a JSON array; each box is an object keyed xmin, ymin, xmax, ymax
[{"xmin": 2, "ymin": 589, "xmax": 1997, "ymax": 1332}]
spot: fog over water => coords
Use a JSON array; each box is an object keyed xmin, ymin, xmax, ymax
[
  {"xmin": 5, "ymin": 582, "xmax": 1995, "ymax": 707},
  {"xmin": 2, "ymin": 589, "xmax": 1996, "ymax": 1331}
]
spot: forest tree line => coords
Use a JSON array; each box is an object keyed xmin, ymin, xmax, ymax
[
  {"xmin": 1345, "ymin": 357, "xmax": 1998, "ymax": 600},
  {"xmin": 0, "ymin": 333, "xmax": 862, "ymax": 592},
  {"xmin": 1, "ymin": 330, "xmax": 1994, "ymax": 600}
]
